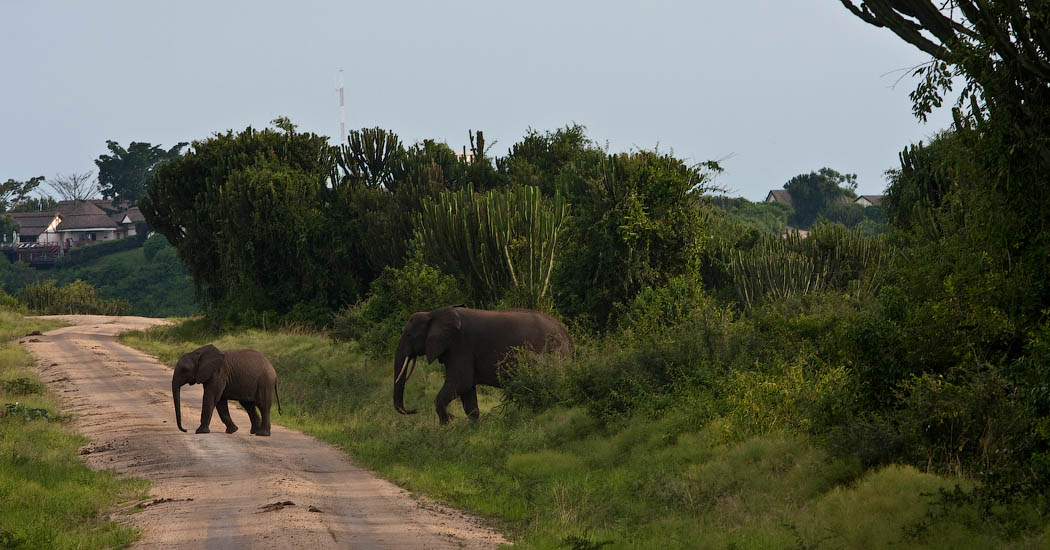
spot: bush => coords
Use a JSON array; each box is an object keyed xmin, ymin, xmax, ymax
[
  {"xmin": 15, "ymin": 280, "xmax": 131, "ymax": 315},
  {"xmin": 554, "ymin": 150, "xmax": 722, "ymax": 331},
  {"xmin": 725, "ymin": 359, "xmax": 855, "ymax": 436},
  {"xmin": 563, "ymin": 297, "xmax": 748, "ymax": 422},
  {"xmin": 0, "ymin": 287, "xmax": 22, "ymax": 312},
  {"xmin": 331, "ymin": 254, "xmax": 467, "ymax": 355},
  {"xmin": 894, "ymin": 362, "xmax": 1028, "ymax": 477},
  {"xmin": 142, "ymin": 233, "xmax": 171, "ymax": 261}
]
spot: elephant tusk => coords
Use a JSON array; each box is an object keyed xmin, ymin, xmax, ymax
[
  {"xmin": 395, "ymin": 356, "xmax": 411, "ymax": 384},
  {"xmin": 404, "ymin": 357, "xmax": 417, "ymax": 383}
]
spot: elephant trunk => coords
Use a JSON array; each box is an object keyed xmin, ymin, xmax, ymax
[
  {"xmin": 393, "ymin": 347, "xmax": 418, "ymax": 415},
  {"xmin": 172, "ymin": 378, "xmax": 187, "ymax": 432}
]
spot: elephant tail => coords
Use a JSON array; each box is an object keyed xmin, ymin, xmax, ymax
[{"xmin": 275, "ymin": 381, "xmax": 282, "ymax": 415}]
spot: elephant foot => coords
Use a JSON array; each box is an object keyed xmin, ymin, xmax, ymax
[
  {"xmin": 195, "ymin": 426, "xmax": 211, "ymax": 434},
  {"xmin": 254, "ymin": 430, "xmax": 271, "ymax": 437},
  {"xmin": 225, "ymin": 425, "xmax": 238, "ymax": 434}
]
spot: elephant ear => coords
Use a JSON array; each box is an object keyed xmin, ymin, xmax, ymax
[
  {"xmin": 193, "ymin": 344, "xmax": 225, "ymax": 384},
  {"xmin": 425, "ymin": 308, "xmax": 461, "ymax": 364}
]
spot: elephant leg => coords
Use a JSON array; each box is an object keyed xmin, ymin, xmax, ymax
[
  {"xmin": 435, "ymin": 381, "xmax": 458, "ymax": 425},
  {"xmin": 196, "ymin": 385, "xmax": 220, "ymax": 434},
  {"xmin": 460, "ymin": 386, "xmax": 480, "ymax": 422},
  {"xmin": 256, "ymin": 404, "xmax": 271, "ymax": 437},
  {"xmin": 216, "ymin": 399, "xmax": 238, "ymax": 434},
  {"xmin": 239, "ymin": 400, "xmax": 260, "ymax": 434}
]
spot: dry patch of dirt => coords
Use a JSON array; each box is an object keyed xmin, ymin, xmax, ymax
[{"xmin": 24, "ymin": 315, "xmax": 508, "ymax": 549}]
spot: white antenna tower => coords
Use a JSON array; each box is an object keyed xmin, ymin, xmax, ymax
[{"xmin": 337, "ymin": 69, "xmax": 346, "ymax": 143}]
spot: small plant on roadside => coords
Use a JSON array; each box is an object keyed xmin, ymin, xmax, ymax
[
  {"xmin": 2, "ymin": 402, "xmax": 51, "ymax": 421},
  {"xmin": 0, "ymin": 377, "xmax": 44, "ymax": 395}
]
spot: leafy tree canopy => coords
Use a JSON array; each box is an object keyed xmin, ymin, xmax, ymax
[
  {"xmin": 95, "ymin": 140, "xmax": 188, "ymax": 206},
  {"xmin": 0, "ymin": 176, "xmax": 45, "ymax": 211},
  {"xmin": 11, "ymin": 195, "xmax": 58, "ymax": 213},
  {"xmin": 783, "ymin": 167, "xmax": 857, "ymax": 229}
]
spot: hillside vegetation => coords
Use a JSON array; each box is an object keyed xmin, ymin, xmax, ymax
[{"xmin": 0, "ymin": 234, "xmax": 197, "ymax": 317}]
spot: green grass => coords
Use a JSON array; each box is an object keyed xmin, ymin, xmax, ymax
[
  {"xmin": 0, "ymin": 310, "xmax": 149, "ymax": 549},
  {"xmin": 121, "ymin": 322, "xmax": 1050, "ymax": 549}
]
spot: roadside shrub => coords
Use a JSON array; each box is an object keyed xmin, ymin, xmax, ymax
[
  {"xmin": 15, "ymin": 279, "xmax": 131, "ymax": 315},
  {"xmin": 614, "ymin": 275, "xmax": 709, "ymax": 337},
  {"xmin": 0, "ymin": 377, "xmax": 44, "ymax": 396},
  {"xmin": 567, "ymin": 298, "xmax": 748, "ymax": 421},
  {"xmin": 499, "ymin": 345, "xmax": 578, "ymax": 412},
  {"xmin": 0, "ymin": 288, "xmax": 21, "ymax": 312},
  {"xmin": 894, "ymin": 362, "xmax": 1028, "ymax": 477},
  {"xmin": 331, "ymin": 253, "xmax": 466, "ymax": 355},
  {"xmin": 725, "ymin": 358, "xmax": 855, "ymax": 436}
]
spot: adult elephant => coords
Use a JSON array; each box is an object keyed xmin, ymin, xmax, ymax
[
  {"xmin": 394, "ymin": 305, "xmax": 573, "ymax": 424},
  {"xmin": 171, "ymin": 344, "xmax": 282, "ymax": 436}
]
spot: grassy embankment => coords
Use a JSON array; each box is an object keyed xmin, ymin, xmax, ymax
[
  {"xmin": 122, "ymin": 321, "xmax": 1048, "ymax": 549},
  {"xmin": 51, "ymin": 238, "xmax": 198, "ymax": 318},
  {"xmin": 0, "ymin": 311, "xmax": 149, "ymax": 549}
]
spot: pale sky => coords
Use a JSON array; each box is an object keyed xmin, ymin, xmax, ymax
[{"xmin": 1, "ymin": 1, "xmax": 953, "ymax": 201}]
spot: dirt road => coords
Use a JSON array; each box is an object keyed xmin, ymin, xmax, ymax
[{"xmin": 23, "ymin": 315, "xmax": 508, "ymax": 549}]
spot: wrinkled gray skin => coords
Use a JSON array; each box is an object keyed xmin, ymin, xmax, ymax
[
  {"xmin": 171, "ymin": 344, "xmax": 281, "ymax": 436},
  {"xmin": 394, "ymin": 305, "xmax": 573, "ymax": 424}
]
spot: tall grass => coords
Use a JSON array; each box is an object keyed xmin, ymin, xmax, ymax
[
  {"xmin": 16, "ymin": 279, "xmax": 131, "ymax": 315},
  {"xmin": 0, "ymin": 310, "xmax": 149, "ymax": 549},
  {"xmin": 122, "ymin": 321, "xmax": 1049, "ymax": 549}
]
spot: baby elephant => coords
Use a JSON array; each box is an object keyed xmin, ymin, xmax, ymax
[{"xmin": 171, "ymin": 344, "xmax": 281, "ymax": 436}]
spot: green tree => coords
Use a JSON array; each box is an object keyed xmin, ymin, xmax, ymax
[
  {"xmin": 782, "ymin": 168, "xmax": 857, "ymax": 229},
  {"xmin": 140, "ymin": 122, "xmax": 336, "ymax": 310},
  {"xmin": 498, "ymin": 124, "xmax": 596, "ymax": 197},
  {"xmin": 843, "ymin": 1, "xmax": 1050, "ymax": 496},
  {"xmin": 0, "ymin": 176, "xmax": 45, "ymax": 210},
  {"xmin": 11, "ymin": 195, "xmax": 58, "ymax": 213},
  {"xmin": 95, "ymin": 140, "xmax": 188, "ymax": 206},
  {"xmin": 555, "ymin": 150, "xmax": 722, "ymax": 330},
  {"xmin": 0, "ymin": 177, "xmax": 46, "ymax": 242}
]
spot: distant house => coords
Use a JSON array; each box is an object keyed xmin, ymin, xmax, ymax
[
  {"xmin": 765, "ymin": 189, "xmax": 794, "ymax": 206},
  {"xmin": 3, "ymin": 212, "xmax": 63, "ymax": 264},
  {"xmin": 90, "ymin": 200, "xmax": 145, "ymax": 239},
  {"xmin": 855, "ymin": 195, "xmax": 884, "ymax": 207},
  {"xmin": 7, "ymin": 212, "xmax": 62, "ymax": 244},
  {"xmin": 1, "ymin": 200, "xmax": 143, "ymax": 265},
  {"xmin": 55, "ymin": 200, "xmax": 122, "ymax": 246}
]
